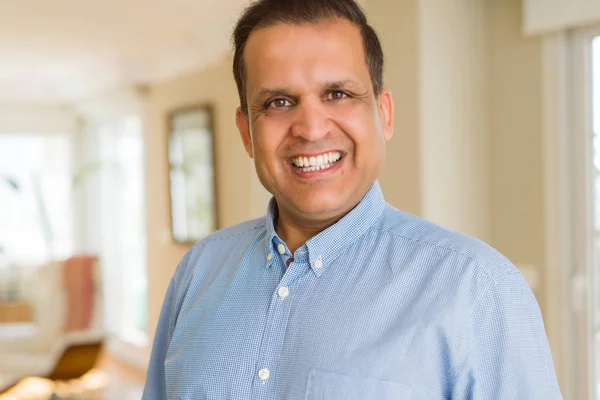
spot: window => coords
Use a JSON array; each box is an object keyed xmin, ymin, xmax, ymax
[
  {"xmin": 0, "ymin": 133, "xmax": 74, "ymax": 266},
  {"xmin": 84, "ymin": 116, "xmax": 147, "ymax": 344},
  {"xmin": 567, "ymin": 26, "xmax": 600, "ymax": 400},
  {"xmin": 545, "ymin": 26, "xmax": 600, "ymax": 400}
]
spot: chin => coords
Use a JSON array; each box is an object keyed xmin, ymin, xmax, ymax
[
  {"xmin": 292, "ymin": 194, "xmax": 350, "ymax": 219},
  {"xmin": 273, "ymin": 179, "xmax": 361, "ymax": 219}
]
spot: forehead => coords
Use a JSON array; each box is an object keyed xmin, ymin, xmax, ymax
[{"xmin": 243, "ymin": 19, "xmax": 370, "ymax": 93}]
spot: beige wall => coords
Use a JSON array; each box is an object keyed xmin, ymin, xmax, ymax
[
  {"xmin": 367, "ymin": 0, "xmax": 423, "ymax": 216},
  {"xmin": 0, "ymin": 104, "xmax": 76, "ymax": 134},
  {"xmin": 366, "ymin": 0, "xmax": 491, "ymax": 240},
  {"xmin": 144, "ymin": 55, "xmax": 268, "ymax": 339},
  {"xmin": 488, "ymin": 0, "xmax": 546, "ymax": 310},
  {"xmin": 419, "ymin": 0, "xmax": 490, "ymax": 241}
]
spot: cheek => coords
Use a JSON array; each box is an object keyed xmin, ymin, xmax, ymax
[
  {"xmin": 251, "ymin": 118, "xmax": 290, "ymax": 162},
  {"xmin": 334, "ymin": 109, "xmax": 381, "ymax": 153}
]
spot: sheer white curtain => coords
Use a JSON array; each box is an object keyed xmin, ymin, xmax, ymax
[
  {"xmin": 78, "ymin": 115, "xmax": 148, "ymax": 344},
  {"xmin": 0, "ymin": 133, "xmax": 74, "ymax": 266}
]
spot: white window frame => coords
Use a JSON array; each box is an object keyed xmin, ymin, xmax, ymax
[
  {"xmin": 73, "ymin": 87, "xmax": 150, "ymax": 369},
  {"xmin": 542, "ymin": 26, "xmax": 600, "ymax": 400}
]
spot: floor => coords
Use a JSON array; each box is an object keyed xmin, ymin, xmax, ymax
[
  {"xmin": 92, "ymin": 352, "xmax": 145, "ymax": 400},
  {"xmin": 0, "ymin": 351, "xmax": 146, "ymax": 400}
]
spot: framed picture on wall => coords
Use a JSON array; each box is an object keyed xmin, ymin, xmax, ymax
[{"xmin": 167, "ymin": 104, "xmax": 218, "ymax": 244}]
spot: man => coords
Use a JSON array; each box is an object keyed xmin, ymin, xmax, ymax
[{"xmin": 143, "ymin": 0, "xmax": 562, "ymax": 398}]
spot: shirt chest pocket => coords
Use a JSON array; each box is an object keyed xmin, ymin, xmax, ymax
[{"xmin": 305, "ymin": 369, "xmax": 412, "ymax": 400}]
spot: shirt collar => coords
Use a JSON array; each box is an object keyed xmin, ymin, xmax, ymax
[{"xmin": 263, "ymin": 180, "xmax": 386, "ymax": 276}]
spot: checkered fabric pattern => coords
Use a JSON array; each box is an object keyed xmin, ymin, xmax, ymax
[{"xmin": 143, "ymin": 181, "xmax": 562, "ymax": 400}]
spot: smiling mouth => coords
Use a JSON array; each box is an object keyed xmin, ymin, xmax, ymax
[{"xmin": 289, "ymin": 151, "xmax": 343, "ymax": 173}]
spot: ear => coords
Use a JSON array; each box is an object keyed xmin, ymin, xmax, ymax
[
  {"xmin": 236, "ymin": 107, "xmax": 254, "ymax": 158},
  {"xmin": 377, "ymin": 88, "xmax": 394, "ymax": 141}
]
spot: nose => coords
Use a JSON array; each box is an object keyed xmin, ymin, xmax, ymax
[{"xmin": 290, "ymin": 96, "xmax": 331, "ymax": 141}]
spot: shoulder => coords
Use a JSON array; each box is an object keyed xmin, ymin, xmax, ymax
[
  {"xmin": 374, "ymin": 204, "xmax": 518, "ymax": 284},
  {"xmin": 172, "ymin": 217, "xmax": 266, "ymax": 285},
  {"xmin": 193, "ymin": 217, "xmax": 266, "ymax": 248}
]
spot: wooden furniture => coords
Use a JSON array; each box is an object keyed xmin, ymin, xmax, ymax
[
  {"xmin": 48, "ymin": 342, "xmax": 103, "ymax": 381},
  {"xmin": 0, "ymin": 300, "xmax": 31, "ymax": 323}
]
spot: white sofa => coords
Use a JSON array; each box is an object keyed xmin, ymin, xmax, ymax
[{"xmin": 0, "ymin": 256, "xmax": 105, "ymax": 392}]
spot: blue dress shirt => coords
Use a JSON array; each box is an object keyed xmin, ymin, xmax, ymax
[{"xmin": 143, "ymin": 181, "xmax": 562, "ymax": 399}]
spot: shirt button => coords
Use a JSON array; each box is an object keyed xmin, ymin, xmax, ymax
[
  {"xmin": 266, "ymin": 252, "xmax": 273, "ymax": 261},
  {"xmin": 258, "ymin": 368, "xmax": 270, "ymax": 381},
  {"xmin": 314, "ymin": 259, "xmax": 323, "ymax": 269},
  {"xmin": 278, "ymin": 286, "xmax": 289, "ymax": 298},
  {"xmin": 277, "ymin": 244, "xmax": 286, "ymax": 254}
]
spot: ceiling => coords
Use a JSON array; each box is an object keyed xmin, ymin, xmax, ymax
[{"xmin": 0, "ymin": 0, "xmax": 251, "ymax": 104}]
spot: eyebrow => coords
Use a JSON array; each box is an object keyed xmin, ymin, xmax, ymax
[
  {"xmin": 327, "ymin": 80, "xmax": 360, "ymax": 90},
  {"xmin": 255, "ymin": 88, "xmax": 293, "ymax": 100},
  {"xmin": 253, "ymin": 80, "xmax": 364, "ymax": 102}
]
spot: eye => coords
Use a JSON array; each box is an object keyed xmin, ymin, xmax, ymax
[
  {"xmin": 326, "ymin": 90, "xmax": 349, "ymax": 100},
  {"xmin": 267, "ymin": 98, "xmax": 292, "ymax": 108}
]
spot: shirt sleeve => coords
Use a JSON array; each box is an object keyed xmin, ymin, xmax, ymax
[
  {"xmin": 452, "ymin": 271, "xmax": 563, "ymax": 399},
  {"xmin": 142, "ymin": 278, "xmax": 176, "ymax": 400}
]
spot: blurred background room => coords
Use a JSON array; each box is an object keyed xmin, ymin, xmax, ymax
[{"xmin": 0, "ymin": 0, "xmax": 598, "ymax": 398}]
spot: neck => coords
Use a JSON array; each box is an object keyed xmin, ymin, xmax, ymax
[{"xmin": 274, "ymin": 207, "xmax": 348, "ymax": 254}]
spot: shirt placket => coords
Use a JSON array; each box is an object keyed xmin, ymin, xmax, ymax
[{"xmin": 251, "ymin": 254, "xmax": 310, "ymax": 399}]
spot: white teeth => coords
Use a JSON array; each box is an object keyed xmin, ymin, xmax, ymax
[
  {"xmin": 291, "ymin": 151, "xmax": 342, "ymax": 169},
  {"xmin": 301, "ymin": 163, "xmax": 333, "ymax": 173}
]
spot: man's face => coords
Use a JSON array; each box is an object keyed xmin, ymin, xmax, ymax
[{"xmin": 236, "ymin": 19, "xmax": 393, "ymax": 223}]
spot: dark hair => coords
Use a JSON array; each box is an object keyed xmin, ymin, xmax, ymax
[{"xmin": 232, "ymin": 0, "xmax": 384, "ymax": 115}]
